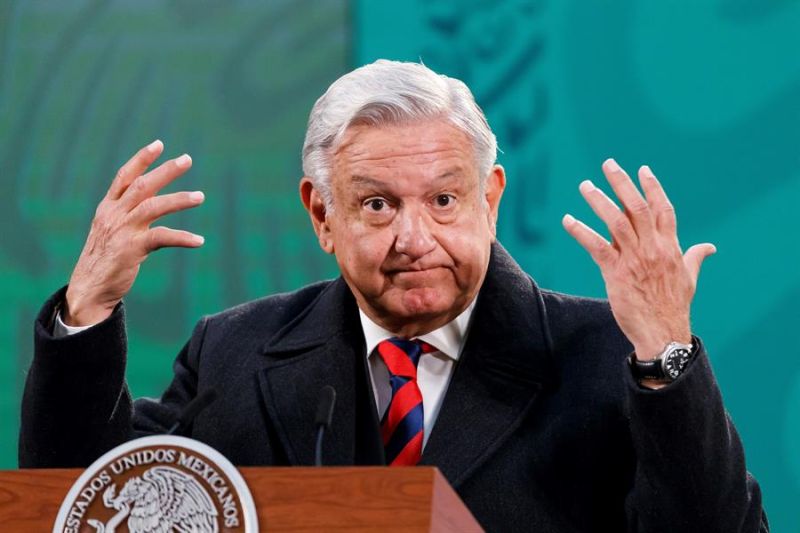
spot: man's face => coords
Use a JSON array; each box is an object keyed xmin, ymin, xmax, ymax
[{"xmin": 301, "ymin": 119, "xmax": 505, "ymax": 337}]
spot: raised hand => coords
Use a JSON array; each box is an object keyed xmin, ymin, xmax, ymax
[
  {"xmin": 562, "ymin": 159, "xmax": 716, "ymax": 361},
  {"xmin": 63, "ymin": 140, "xmax": 205, "ymax": 326}
]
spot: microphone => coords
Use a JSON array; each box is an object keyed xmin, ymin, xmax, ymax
[
  {"xmin": 314, "ymin": 386, "xmax": 337, "ymax": 466},
  {"xmin": 167, "ymin": 388, "xmax": 218, "ymax": 435}
]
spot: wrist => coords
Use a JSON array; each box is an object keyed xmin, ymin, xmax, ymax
[
  {"xmin": 632, "ymin": 342, "xmax": 666, "ymax": 361},
  {"xmin": 638, "ymin": 378, "xmax": 668, "ymax": 390},
  {"xmin": 63, "ymin": 288, "xmax": 115, "ymax": 326},
  {"xmin": 633, "ymin": 333, "xmax": 692, "ymax": 361}
]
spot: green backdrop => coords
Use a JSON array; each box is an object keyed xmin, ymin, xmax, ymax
[{"xmin": 2, "ymin": 1, "xmax": 797, "ymax": 530}]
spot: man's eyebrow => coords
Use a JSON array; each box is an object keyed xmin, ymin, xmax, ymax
[
  {"xmin": 435, "ymin": 168, "xmax": 463, "ymax": 180},
  {"xmin": 350, "ymin": 175, "xmax": 385, "ymax": 188},
  {"xmin": 350, "ymin": 169, "xmax": 464, "ymax": 186}
]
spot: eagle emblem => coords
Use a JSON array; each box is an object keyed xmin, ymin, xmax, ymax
[{"xmin": 86, "ymin": 465, "xmax": 219, "ymax": 533}]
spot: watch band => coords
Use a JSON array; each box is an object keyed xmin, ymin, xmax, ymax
[{"xmin": 628, "ymin": 355, "xmax": 666, "ymax": 381}]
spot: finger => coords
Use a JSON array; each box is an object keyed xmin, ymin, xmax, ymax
[
  {"xmin": 120, "ymin": 153, "xmax": 193, "ymax": 210},
  {"xmin": 579, "ymin": 180, "xmax": 638, "ymax": 249},
  {"xmin": 142, "ymin": 226, "xmax": 205, "ymax": 253},
  {"xmin": 129, "ymin": 190, "xmax": 205, "ymax": 226},
  {"xmin": 107, "ymin": 140, "xmax": 164, "ymax": 200},
  {"xmin": 562, "ymin": 213, "xmax": 618, "ymax": 267},
  {"xmin": 638, "ymin": 165, "xmax": 677, "ymax": 235},
  {"xmin": 683, "ymin": 243, "xmax": 716, "ymax": 283},
  {"xmin": 601, "ymin": 158, "xmax": 656, "ymax": 241}
]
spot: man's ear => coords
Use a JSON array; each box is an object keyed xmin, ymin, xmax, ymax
[
  {"xmin": 299, "ymin": 177, "xmax": 335, "ymax": 254},
  {"xmin": 484, "ymin": 165, "xmax": 506, "ymax": 240}
]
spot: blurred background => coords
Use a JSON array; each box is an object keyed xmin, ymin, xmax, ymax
[{"xmin": 1, "ymin": 0, "xmax": 798, "ymax": 529}]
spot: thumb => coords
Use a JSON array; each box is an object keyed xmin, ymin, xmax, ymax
[{"xmin": 683, "ymin": 243, "xmax": 717, "ymax": 282}]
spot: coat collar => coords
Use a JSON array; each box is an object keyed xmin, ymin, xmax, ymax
[
  {"xmin": 257, "ymin": 243, "xmax": 555, "ymax": 482},
  {"xmin": 418, "ymin": 243, "xmax": 555, "ymax": 486},
  {"xmin": 257, "ymin": 278, "xmax": 379, "ymax": 466}
]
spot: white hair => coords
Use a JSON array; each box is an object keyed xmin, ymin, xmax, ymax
[{"xmin": 302, "ymin": 59, "xmax": 497, "ymax": 208}]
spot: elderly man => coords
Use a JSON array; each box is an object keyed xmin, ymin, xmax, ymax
[{"xmin": 21, "ymin": 60, "xmax": 766, "ymax": 532}]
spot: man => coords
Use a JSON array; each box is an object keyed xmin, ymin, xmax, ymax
[{"xmin": 20, "ymin": 60, "xmax": 766, "ymax": 531}]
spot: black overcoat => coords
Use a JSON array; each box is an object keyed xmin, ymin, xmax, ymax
[{"xmin": 20, "ymin": 244, "xmax": 767, "ymax": 532}]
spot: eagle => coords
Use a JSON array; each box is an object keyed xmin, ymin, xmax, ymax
[{"xmin": 87, "ymin": 465, "xmax": 219, "ymax": 533}]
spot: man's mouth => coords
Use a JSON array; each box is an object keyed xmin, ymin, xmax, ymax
[
  {"xmin": 385, "ymin": 267, "xmax": 449, "ymax": 285},
  {"xmin": 386, "ymin": 266, "xmax": 444, "ymax": 275}
]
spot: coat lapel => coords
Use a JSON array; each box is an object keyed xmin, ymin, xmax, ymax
[
  {"xmin": 420, "ymin": 243, "xmax": 556, "ymax": 487},
  {"xmin": 257, "ymin": 279, "xmax": 383, "ymax": 466}
]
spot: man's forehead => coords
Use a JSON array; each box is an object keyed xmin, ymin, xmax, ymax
[
  {"xmin": 336, "ymin": 120, "xmax": 472, "ymax": 155},
  {"xmin": 332, "ymin": 121, "xmax": 477, "ymax": 176}
]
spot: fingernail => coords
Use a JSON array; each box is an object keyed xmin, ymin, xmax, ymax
[
  {"xmin": 192, "ymin": 234, "xmax": 205, "ymax": 245},
  {"xmin": 147, "ymin": 139, "xmax": 163, "ymax": 152},
  {"xmin": 579, "ymin": 179, "xmax": 595, "ymax": 192},
  {"xmin": 641, "ymin": 165, "xmax": 655, "ymax": 178},
  {"xmin": 176, "ymin": 154, "xmax": 192, "ymax": 168},
  {"xmin": 604, "ymin": 158, "xmax": 620, "ymax": 172},
  {"xmin": 190, "ymin": 191, "xmax": 205, "ymax": 202},
  {"xmin": 563, "ymin": 214, "xmax": 576, "ymax": 225}
]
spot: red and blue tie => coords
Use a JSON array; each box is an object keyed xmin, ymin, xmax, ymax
[{"xmin": 376, "ymin": 337, "xmax": 436, "ymax": 466}]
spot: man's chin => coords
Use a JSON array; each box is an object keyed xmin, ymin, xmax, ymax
[
  {"xmin": 354, "ymin": 282, "xmax": 469, "ymax": 334},
  {"xmin": 397, "ymin": 287, "xmax": 449, "ymax": 316},
  {"xmin": 388, "ymin": 287, "xmax": 469, "ymax": 331}
]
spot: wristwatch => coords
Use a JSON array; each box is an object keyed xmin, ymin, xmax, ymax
[{"xmin": 628, "ymin": 340, "xmax": 696, "ymax": 383}]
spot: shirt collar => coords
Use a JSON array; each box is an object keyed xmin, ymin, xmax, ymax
[{"xmin": 359, "ymin": 298, "xmax": 477, "ymax": 361}]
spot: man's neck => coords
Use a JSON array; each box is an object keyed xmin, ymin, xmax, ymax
[{"xmin": 359, "ymin": 297, "xmax": 477, "ymax": 360}]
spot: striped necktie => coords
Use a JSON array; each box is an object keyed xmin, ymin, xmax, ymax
[{"xmin": 376, "ymin": 337, "xmax": 436, "ymax": 466}]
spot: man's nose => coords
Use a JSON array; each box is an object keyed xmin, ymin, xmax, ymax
[{"xmin": 393, "ymin": 208, "xmax": 436, "ymax": 258}]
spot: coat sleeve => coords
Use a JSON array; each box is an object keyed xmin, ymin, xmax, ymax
[
  {"xmin": 624, "ymin": 337, "xmax": 769, "ymax": 533},
  {"xmin": 18, "ymin": 287, "xmax": 206, "ymax": 468}
]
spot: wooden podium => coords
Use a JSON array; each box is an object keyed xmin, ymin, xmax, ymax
[{"xmin": 0, "ymin": 466, "xmax": 483, "ymax": 531}]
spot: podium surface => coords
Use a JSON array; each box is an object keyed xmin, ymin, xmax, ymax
[{"xmin": 0, "ymin": 466, "xmax": 483, "ymax": 532}]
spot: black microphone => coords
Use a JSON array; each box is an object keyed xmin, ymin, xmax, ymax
[
  {"xmin": 167, "ymin": 388, "xmax": 218, "ymax": 435},
  {"xmin": 314, "ymin": 386, "xmax": 337, "ymax": 466}
]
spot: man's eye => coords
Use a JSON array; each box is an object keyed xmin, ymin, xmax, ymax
[
  {"xmin": 365, "ymin": 198, "xmax": 386, "ymax": 211},
  {"xmin": 435, "ymin": 194, "xmax": 455, "ymax": 207}
]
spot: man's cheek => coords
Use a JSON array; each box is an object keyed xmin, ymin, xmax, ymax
[
  {"xmin": 360, "ymin": 236, "xmax": 395, "ymax": 264},
  {"xmin": 349, "ymin": 247, "xmax": 385, "ymax": 285}
]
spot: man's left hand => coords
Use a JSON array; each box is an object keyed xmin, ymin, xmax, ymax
[{"xmin": 562, "ymin": 159, "xmax": 715, "ymax": 361}]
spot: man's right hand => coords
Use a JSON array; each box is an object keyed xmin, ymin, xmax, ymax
[{"xmin": 63, "ymin": 140, "xmax": 206, "ymax": 327}]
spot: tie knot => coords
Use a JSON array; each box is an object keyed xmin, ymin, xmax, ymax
[{"xmin": 376, "ymin": 338, "xmax": 436, "ymax": 378}]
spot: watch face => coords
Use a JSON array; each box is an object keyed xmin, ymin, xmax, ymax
[{"xmin": 664, "ymin": 349, "xmax": 692, "ymax": 380}]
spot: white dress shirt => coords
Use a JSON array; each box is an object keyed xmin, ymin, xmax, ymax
[
  {"xmin": 54, "ymin": 312, "xmax": 93, "ymax": 336},
  {"xmin": 55, "ymin": 297, "xmax": 477, "ymax": 449},
  {"xmin": 359, "ymin": 299, "xmax": 476, "ymax": 449}
]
